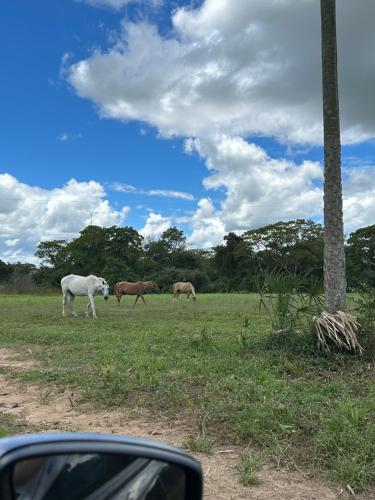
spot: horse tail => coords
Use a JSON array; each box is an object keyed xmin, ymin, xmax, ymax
[
  {"xmin": 190, "ymin": 283, "xmax": 196, "ymax": 300},
  {"xmin": 63, "ymin": 288, "xmax": 74, "ymax": 311}
]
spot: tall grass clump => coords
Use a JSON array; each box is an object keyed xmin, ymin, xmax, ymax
[
  {"xmin": 315, "ymin": 400, "xmax": 375, "ymax": 492},
  {"xmin": 239, "ymin": 449, "xmax": 265, "ymax": 486}
]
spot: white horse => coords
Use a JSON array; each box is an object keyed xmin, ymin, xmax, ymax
[{"xmin": 61, "ymin": 274, "xmax": 109, "ymax": 318}]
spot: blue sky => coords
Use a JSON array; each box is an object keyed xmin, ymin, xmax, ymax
[
  {"xmin": 1, "ymin": 0, "xmax": 375, "ymax": 262},
  {"xmin": 1, "ymin": 1, "xmax": 207, "ymax": 230}
]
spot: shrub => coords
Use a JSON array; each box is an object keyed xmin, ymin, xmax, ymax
[
  {"xmin": 354, "ymin": 285, "xmax": 375, "ymax": 359},
  {"xmin": 259, "ymin": 271, "xmax": 323, "ymax": 335}
]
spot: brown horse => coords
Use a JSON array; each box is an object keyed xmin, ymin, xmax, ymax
[
  {"xmin": 172, "ymin": 282, "xmax": 196, "ymax": 302},
  {"xmin": 114, "ymin": 281, "xmax": 159, "ymax": 305}
]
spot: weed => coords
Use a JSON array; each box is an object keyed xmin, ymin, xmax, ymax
[
  {"xmin": 239, "ymin": 448, "xmax": 265, "ymax": 486},
  {"xmin": 100, "ymin": 364, "xmax": 117, "ymax": 382},
  {"xmin": 238, "ymin": 316, "xmax": 252, "ymax": 350},
  {"xmin": 40, "ymin": 389, "xmax": 52, "ymax": 405},
  {"xmin": 190, "ymin": 328, "xmax": 216, "ymax": 351},
  {"xmin": 270, "ymin": 441, "xmax": 293, "ymax": 469},
  {"xmin": 183, "ymin": 409, "xmax": 213, "ymax": 455},
  {"xmin": 182, "ymin": 434, "xmax": 213, "ymax": 455}
]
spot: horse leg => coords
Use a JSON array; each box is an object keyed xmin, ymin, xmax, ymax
[
  {"xmin": 134, "ymin": 295, "xmax": 139, "ymax": 305},
  {"xmin": 89, "ymin": 294, "xmax": 97, "ymax": 318},
  {"xmin": 116, "ymin": 293, "xmax": 121, "ymax": 305},
  {"xmin": 70, "ymin": 294, "xmax": 77, "ymax": 316},
  {"xmin": 187, "ymin": 292, "xmax": 190, "ymax": 301},
  {"xmin": 62, "ymin": 291, "xmax": 68, "ymax": 317},
  {"xmin": 141, "ymin": 295, "xmax": 146, "ymax": 305},
  {"xmin": 85, "ymin": 299, "xmax": 91, "ymax": 317}
]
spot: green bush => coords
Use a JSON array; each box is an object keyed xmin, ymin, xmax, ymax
[
  {"xmin": 354, "ymin": 285, "xmax": 375, "ymax": 359},
  {"xmin": 259, "ymin": 271, "xmax": 323, "ymax": 334}
]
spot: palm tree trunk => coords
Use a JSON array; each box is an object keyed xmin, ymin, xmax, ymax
[{"xmin": 320, "ymin": 0, "xmax": 346, "ymax": 313}]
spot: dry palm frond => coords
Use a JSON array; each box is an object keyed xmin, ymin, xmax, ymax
[{"xmin": 313, "ymin": 310, "xmax": 363, "ymax": 355}]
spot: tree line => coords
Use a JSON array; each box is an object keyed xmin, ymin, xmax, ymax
[{"xmin": 0, "ymin": 219, "xmax": 374, "ymax": 293}]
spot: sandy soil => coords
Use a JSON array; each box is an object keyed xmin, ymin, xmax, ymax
[{"xmin": 0, "ymin": 348, "xmax": 368, "ymax": 499}]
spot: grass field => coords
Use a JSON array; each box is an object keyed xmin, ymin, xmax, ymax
[{"xmin": 0, "ymin": 293, "xmax": 374, "ymax": 492}]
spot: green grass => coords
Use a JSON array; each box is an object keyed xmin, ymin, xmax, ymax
[{"xmin": 0, "ymin": 293, "xmax": 374, "ymax": 493}]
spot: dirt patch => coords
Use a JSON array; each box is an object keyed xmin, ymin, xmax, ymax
[
  {"xmin": 0, "ymin": 348, "xmax": 368, "ymax": 499},
  {"xmin": 0, "ymin": 347, "xmax": 37, "ymax": 370}
]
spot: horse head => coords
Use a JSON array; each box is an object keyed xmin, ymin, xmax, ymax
[
  {"xmin": 152, "ymin": 281, "xmax": 159, "ymax": 291},
  {"xmin": 100, "ymin": 279, "xmax": 110, "ymax": 300}
]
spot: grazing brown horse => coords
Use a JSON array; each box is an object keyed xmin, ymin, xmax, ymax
[
  {"xmin": 114, "ymin": 281, "xmax": 159, "ymax": 305},
  {"xmin": 172, "ymin": 282, "xmax": 196, "ymax": 302}
]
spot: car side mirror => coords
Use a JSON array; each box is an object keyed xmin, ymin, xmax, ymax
[{"xmin": 0, "ymin": 432, "xmax": 203, "ymax": 500}]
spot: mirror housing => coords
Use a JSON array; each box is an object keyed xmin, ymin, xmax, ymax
[{"xmin": 0, "ymin": 432, "xmax": 203, "ymax": 500}]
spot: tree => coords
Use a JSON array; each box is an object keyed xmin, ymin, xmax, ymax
[
  {"xmin": 243, "ymin": 219, "xmax": 324, "ymax": 279},
  {"xmin": 144, "ymin": 227, "xmax": 188, "ymax": 269},
  {"xmin": 213, "ymin": 232, "xmax": 257, "ymax": 291},
  {"xmin": 320, "ymin": 0, "xmax": 346, "ymax": 313},
  {"xmin": 105, "ymin": 226, "xmax": 144, "ymax": 265},
  {"xmin": 102, "ymin": 257, "xmax": 133, "ymax": 288},
  {"xmin": 315, "ymin": 0, "xmax": 362, "ymax": 353},
  {"xmin": 35, "ymin": 240, "xmax": 67, "ymax": 267},
  {"xmin": 160, "ymin": 227, "xmax": 186, "ymax": 254},
  {"xmin": 63, "ymin": 225, "xmax": 144, "ymax": 277},
  {"xmin": 346, "ymin": 225, "xmax": 375, "ymax": 288},
  {"xmin": 0, "ymin": 260, "xmax": 12, "ymax": 282}
]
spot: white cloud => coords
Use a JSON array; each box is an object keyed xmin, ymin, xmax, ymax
[
  {"xmin": 110, "ymin": 182, "xmax": 194, "ymax": 200},
  {"xmin": 0, "ymin": 174, "xmax": 129, "ymax": 263},
  {"xmin": 139, "ymin": 212, "xmax": 172, "ymax": 239},
  {"xmin": 58, "ymin": 132, "xmax": 82, "ymax": 142},
  {"xmin": 187, "ymin": 198, "xmax": 226, "ymax": 249},
  {"xmin": 61, "ymin": 52, "xmax": 72, "ymax": 65},
  {"xmin": 186, "ymin": 135, "xmax": 323, "ymax": 242},
  {"xmin": 69, "ymin": 0, "xmax": 375, "ymax": 145},
  {"xmin": 82, "ymin": 0, "xmax": 161, "ymax": 10},
  {"xmin": 111, "ymin": 182, "xmax": 137, "ymax": 193},
  {"xmin": 4, "ymin": 239, "xmax": 19, "ymax": 247},
  {"xmin": 343, "ymin": 167, "xmax": 375, "ymax": 234},
  {"xmin": 147, "ymin": 190, "xmax": 193, "ymax": 201}
]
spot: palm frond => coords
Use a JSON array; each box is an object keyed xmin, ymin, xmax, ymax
[{"xmin": 313, "ymin": 311, "xmax": 363, "ymax": 354}]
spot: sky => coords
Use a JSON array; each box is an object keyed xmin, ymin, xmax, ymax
[{"xmin": 1, "ymin": 0, "xmax": 375, "ymax": 263}]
